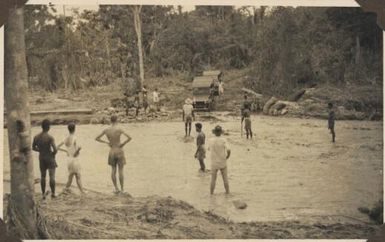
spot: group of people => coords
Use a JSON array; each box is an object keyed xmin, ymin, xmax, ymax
[
  {"xmin": 126, "ymin": 85, "xmax": 161, "ymax": 117},
  {"xmin": 32, "ymin": 115, "xmax": 132, "ymax": 199},
  {"xmin": 31, "ymin": 92, "xmax": 336, "ymax": 200}
]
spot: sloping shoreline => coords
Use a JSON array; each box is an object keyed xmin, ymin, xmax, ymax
[{"xmin": 2, "ymin": 187, "xmax": 380, "ymax": 239}]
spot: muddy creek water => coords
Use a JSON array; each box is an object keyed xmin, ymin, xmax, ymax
[{"xmin": 3, "ymin": 115, "xmax": 383, "ymax": 223}]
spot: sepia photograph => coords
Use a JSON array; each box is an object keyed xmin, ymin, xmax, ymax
[{"xmin": 1, "ymin": 1, "xmax": 384, "ymax": 240}]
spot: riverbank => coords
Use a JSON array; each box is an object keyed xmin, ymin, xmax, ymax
[
  {"xmin": 2, "ymin": 186, "xmax": 380, "ymax": 239},
  {"xmin": 20, "ymin": 69, "xmax": 382, "ymax": 126}
]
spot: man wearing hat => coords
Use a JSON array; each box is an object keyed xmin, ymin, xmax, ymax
[
  {"xmin": 208, "ymin": 125, "xmax": 231, "ymax": 195},
  {"xmin": 183, "ymin": 98, "xmax": 195, "ymax": 136}
]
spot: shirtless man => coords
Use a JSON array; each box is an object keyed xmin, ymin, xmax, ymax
[
  {"xmin": 32, "ymin": 119, "xmax": 58, "ymax": 199},
  {"xmin": 95, "ymin": 115, "xmax": 132, "ymax": 194}
]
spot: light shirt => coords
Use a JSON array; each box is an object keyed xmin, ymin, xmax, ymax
[
  {"xmin": 63, "ymin": 134, "xmax": 78, "ymax": 158},
  {"xmin": 183, "ymin": 104, "xmax": 193, "ymax": 117},
  {"xmin": 208, "ymin": 136, "xmax": 230, "ymax": 170},
  {"xmin": 153, "ymin": 91, "xmax": 159, "ymax": 102}
]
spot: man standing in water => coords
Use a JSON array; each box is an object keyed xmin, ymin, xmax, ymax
[
  {"xmin": 328, "ymin": 102, "xmax": 336, "ymax": 143},
  {"xmin": 208, "ymin": 125, "xmax": 231, "ymax": 195},
  {"xmin": 95, "ymin": 115, "xmax": 132, "ymax": 194},
  {"xmin": 183, "ymin": 98, "xmax": 195, "ymax": 136},
  {"xmin": 242, "ymin": 108, "xmax": 253, "ymax": 139},
  {"xmin": 194, "ymin": 123, "xmax": 206, "ymax": 172},
  {"xmin": 32, "ymin": 119, "xmax": 58, "ymax": 199}
]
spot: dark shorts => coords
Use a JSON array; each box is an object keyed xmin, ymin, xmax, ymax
[
  {"xmin": 185, "ymin": 115, "xmax": 192, "ymax": 123},
  {"xmin": 108, "ymin": 148, "xmax": 126, "ymax": 167},
  {"xmin": 39, "ymin": 156, "xmax": 57, "ymax": 173},
  {"xmin": 196, "ymin": 147, "xmax": 206, "ymax": 160}
]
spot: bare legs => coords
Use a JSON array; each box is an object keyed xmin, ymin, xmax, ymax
[
  {"xmin": 246, "ymin": 128, "xmax": 253, "ymax": 139},
  {"xmin": 111, "ymin": 163, "xmax": 124, "ymax": 193},
  {"xmin": 198, "ymin": 159, "xmax": 205, "ymax": 172},
  {"xmin": 66, "ymin": 173, "xmax": 85, "ymax": 193},
  {"xmin": 48, "ymin": 168, "xmax": 56, "ymax": 198},
  {"xmin": 185, "ymin": 122, "xmax": 192, "ymax": 136},
  {"xmin": 330, "ymin": 127, "xmax": 336, "ymax": 142},
  {"xmin": 210, "ymin": 167, "xmax": 229, "ymax": 195}
]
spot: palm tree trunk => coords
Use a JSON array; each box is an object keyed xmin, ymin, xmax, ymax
[{"xmin": 4, "ymin": 6, "xmax": 39, "ymax": 239}]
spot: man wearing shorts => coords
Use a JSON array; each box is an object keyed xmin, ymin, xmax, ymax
[
  {"xmin": 183, "ymin": 98, "xmax": 195, "ymax": 136},
  {"xmin": 32, "ymin": 119, "xmax": 58, "ymax": 199},
  {"xmin": 208, "ymin": 125, "xmax": 231, "ymax": 195},
  {"xmin": 242, "ymin": 109, "xmax": 253, "ymax": 139},
  {"xmin": 194, "ymin": 123, "xmax": 206, "ymax": 172},
  {"xmin": 95, "ymin": 115, "xmax": 132, "ymax": 194}
]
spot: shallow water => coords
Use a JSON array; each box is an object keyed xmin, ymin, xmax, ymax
[{"xmin": 3, "ymin": 115, "xmax": 383, "ymax": 223}]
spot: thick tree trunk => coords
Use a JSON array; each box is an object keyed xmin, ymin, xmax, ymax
[
  {"xmin": 4, "ymin": 6, "xmax": 39, "ymax": 239},
  {"xmin": 133, "ymin": 5, "xmax": 144, "ymax": 89}
]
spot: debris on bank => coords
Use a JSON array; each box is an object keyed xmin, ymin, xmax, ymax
[
  {"xmin": 261, "ymin": 86, "xmax": 383, "ymax": 120},
  {"xmin": 2, "ymin": 190, "xmax": 380, "ymax": 239}
]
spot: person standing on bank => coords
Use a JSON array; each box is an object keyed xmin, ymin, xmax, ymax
[
  {"xmin": 95, "ymin": 115, "xmax": 132, "ymax": 194},
  {"xmin": 328, "ymin": 102, "xmax": 336, "ymax": 143},
  {"xmin": 57, "ymin": 122, "xmax": 85, "ymax": 194},
  {"xmin": 142, "ymin": 85, "xmax": 149, "ymax": 114},
  {"xmin": 32, "ymin": 119, "xmax": 58, "ymax": 199},
  {"xmin": 152, "ymin": 88, "xmax": 160, "ymax": 111},
  {"xmin": 194, "ymin": 123, "xmax": 206, "ymax": 172},
  {"xmin": 208, "ymin": 125, "xmax": 231, "ymax": 195}
]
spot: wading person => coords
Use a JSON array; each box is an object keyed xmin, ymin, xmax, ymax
[
  {"xmin": 194, "ymin": 123, "xmax": 206, "ymax": 172},
  {"xmin": 95, "ymin": 115, "xmax": 132, "ymax": 194},
  {"xmin": 242, "ymin": 108, "xmax": 253, "ymax": 139},
  {"xmin": 32, "ymin": 119, "xmax": 58, "ymax": 199},
  {"xmin": 57, "ymin": 123, "xmax": 85, "ymax": 194},
  {"xmin": 328, "ymin": 102, "xmax": 336, "ymax": 142},
  {"xmin": 208, "ymin": 125, "xmax": 231, "ymax": 195},
  {"xmin": 183, "ymin": 98, "xmax": 194, "ymax": 136}
]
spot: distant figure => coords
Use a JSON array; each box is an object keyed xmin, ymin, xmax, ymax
[
  {"xmin": 124, "ymin": 90, "xmax": 130, "ymax": 116},
  {"xmin": 194, "ymin": 123, "xmax": 206, "ymax": 172},
  {"xmin": 142, "ymin": 85, "xmax": 149, "ymax": 114},
  {"xmin": 183, "ymin": 98, "xmax": 195, "ymax": 136},
  {"xmin": 242, "ymin": 94, "xmax": 252, "ymax": 112},
  {"xmin": 95, "ymin": 115, "xmax": 132, "ymax": 194},
  {"xmin": 134, "ymin": 91, "xmax": 140, "ymax": 117},
  {"xmin": 218, "ymin": 80, "xmax": 224, "ymax": 96},
  {"xmin": 328, "ymin": 102, "xmax": 336, "ymax": 142},
  {"xmin": 153, "ymin": 88, "xmax": 160, "ymax": 111},
  {"xmin": 208, "ymin": 125, "xmax": 231, "ymax": 195},
  {"xmin": 57, "ymin": 123, "xmax": 85, "ymax": 194},
  {"xmin": 242, "ymin": 109, "xmax": 253, "ymax": 139},
  {"xmin": 32, "ymin": 119, "xmax": 58, "ymax": 199}
]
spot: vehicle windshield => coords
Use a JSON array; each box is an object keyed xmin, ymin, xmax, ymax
[{"xmin": 193, "ymin": 88, "xmax": 210, "ymax": 95}]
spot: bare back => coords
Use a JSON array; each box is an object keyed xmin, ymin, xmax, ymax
[{"xmin": 104, "ymin": 125, "xmax": 123, "ymax": 148}]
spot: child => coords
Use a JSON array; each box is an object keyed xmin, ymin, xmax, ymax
[
  {"xmin": 242, "ymin": 109, "xmax": 253, "ymax": 139},
  {"xmin": 208, "ymin": 125, "xmax": 231, "ymax": 195},
  {"xmin": 328, "ymin": 102, "xmax": 336, "ymax": 142},
  {"xmin": 57, "ymin": 123, "xmax": 85, "ymax": 193},
  {"xmin": 194, "ymin": 123, "xmax": 206, "ymax": 172},
  {"xmin": 32, "ymin": 119, "xmax": 58, "ymax": 199}
]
